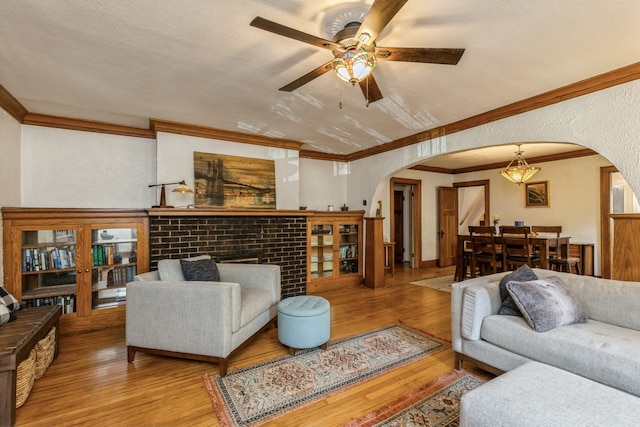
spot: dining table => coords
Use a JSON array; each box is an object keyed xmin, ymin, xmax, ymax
[{"xmin": 455, "ymin": 234, "xmax": 571, "ymax": 281}]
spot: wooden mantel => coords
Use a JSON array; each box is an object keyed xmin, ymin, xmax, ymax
[{"xmin": 145, "ymin": 208, "xmax": 363, "ymax": 217}]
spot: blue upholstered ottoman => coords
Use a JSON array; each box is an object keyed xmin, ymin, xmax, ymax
[{"xmin": 278, "ymin": 295, "xmax": 330, "ymax": 354}]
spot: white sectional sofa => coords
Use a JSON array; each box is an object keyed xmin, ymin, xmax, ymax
[{"xmin": 451, "ymin": 268, "xmax": 640, "ymax": 396}]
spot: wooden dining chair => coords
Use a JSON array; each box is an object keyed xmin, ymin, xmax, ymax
[
  {"xmin": 548, "ymin": 240, "xmax": 582, "ymax": 274},
  {"xmin": 469, "ymin": 226, "xmax": 502, "ymax": 277},
  {"xmin": 531, "ymin": 225, "xmax": 562, "ymax": 258},
  {"xmin": 500, "ymin": 225, "xmax": 541, "ymax": 271}
]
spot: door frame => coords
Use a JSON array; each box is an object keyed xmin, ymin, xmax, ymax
[
  {"xmin": 389, "ymin": 177, "xmax": 422, "ymax": 268},
  {"xmin": 453, "ymin": 180, "xmax": 491, "ymax": 228},
  {"xmin": 600, "ymin": 165, "xmax": 617, "ymax": 278}
]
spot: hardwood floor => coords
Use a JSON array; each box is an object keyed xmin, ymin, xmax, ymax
[{"xmin": 15, "ymin": 265, "xmax": 492, "ymax": 426}]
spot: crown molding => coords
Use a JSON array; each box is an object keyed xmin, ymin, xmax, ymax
[
  {"xmin": 347, "ymin": 61, "xmax": 640, "ymax": 162},
  {"xmin": 150, "ymin": 119, "xmax": 303, "ymax": 151},
  {"xmin": 409, "ymin": 148, "xmax": 598, "ymax": 174},
  {"xmin": 0, "ymin": 84, "xmax": 28, "ymax": 122},
  {"xmin": 22, "ymin": 113, "xmax": 154, "ymax": 138},
  {"xmin": 299, "ymin": 149, "xmax": 349, "ymax": 162}
]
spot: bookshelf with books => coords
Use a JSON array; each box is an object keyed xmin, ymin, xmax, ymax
[
  {"xmin": 2, "ymin": 208, "xmax": 149, "ymax": 334},
  {"xmin": 307, "ymin": 211, "xmax": 363, "ymax": 293}
]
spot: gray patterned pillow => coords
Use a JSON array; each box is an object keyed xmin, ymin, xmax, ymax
[
  {"xmin": 0, "ymin": 286, "xmax": 20, "ymax": 312},
  {"xmin": 506, "ymin": 276, "xmax": 587, "ymax": 332},
  {"xmin": 498, "ymin": 265, "xmax": 538, "ymax": 316},
  {"xmin": 180, "ymin": 258, "xmax": 220, "ymax": 282}
]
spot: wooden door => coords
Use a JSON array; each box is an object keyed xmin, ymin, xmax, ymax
[
  {"xmin": 393, "ymin": 190, "xmax": 404, "ymax": 262},
  {"xmin": 438, "ymin": 186, "xmax": 458, "ymax": 267}
]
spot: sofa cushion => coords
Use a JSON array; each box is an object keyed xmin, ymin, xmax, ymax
[
  {"xmin": 180, "ymin": 258, "xmax": 220, "ymax": 282},
  {"xmin": 0, "ymin": 286, "xmax": 20, "ymax": 311},
  {"xmin": 498, "ymin": 265, "xmax": 537, "ymax": 316},
  {"xmin": 506, "ymin": 276, "xmax": 587, "ymax": 332},
  {"xmin": 481, "ymin": 314, "xmax": 640, "ymax": 396},
  {"xmin": 158, "ymin": 255, "xmax": 211, "ymax": 281}
]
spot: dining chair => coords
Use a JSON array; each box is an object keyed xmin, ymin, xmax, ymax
[
  {"xmin": 469, "ymin": 225, "xmax": 502, "ymax": 277},
  {"xmin": 531, "ymin": 225, "xmax": 562, "ymax": 258},
  {"xmin": 500, "ymin": 225, "xmax": 541, "ymax": 271},
  {"xmin": 548, "ymin": 240, "xmax": 582, "ymax": 274}
]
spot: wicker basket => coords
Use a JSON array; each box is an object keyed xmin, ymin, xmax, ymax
[
  {"xmin": 34, "ymin": 326, "xmax": 56, "ymax": 379},
  {"xmin": 16, "ymin": 348, "xmax": 37, "ymax": 408}
]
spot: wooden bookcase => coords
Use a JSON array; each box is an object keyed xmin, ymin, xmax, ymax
[
  {"xmin": 2, "ymin": 208, "xmax": 149, "ymax": 334},
  {"xmin": 307, "ymin": 211, "xmax": 364, "ymax": 293}
]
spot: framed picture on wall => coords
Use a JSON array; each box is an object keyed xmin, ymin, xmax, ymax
[{"xmin": 525, "ymin": 181, "xmax": 549, "ymax": 207}]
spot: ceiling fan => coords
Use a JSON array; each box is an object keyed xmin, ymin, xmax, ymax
[{"xmin": 250, "ymin": 0, "xmax": 464, "ymax": 105}]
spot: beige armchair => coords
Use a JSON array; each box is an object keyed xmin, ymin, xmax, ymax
[{"xmin": 126, "ymin": 255, "xmax": 281, "ymax": 375}]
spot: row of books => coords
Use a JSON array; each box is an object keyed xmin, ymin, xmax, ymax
[
  {"xmin": 105, "ymin": 266, "xmax": 137, "ymax": 287},
  {"xmin": 339, "ymin": 244, "xmax": 357, "ymax": 259},
  {"xmin": 22, "ymin": 246, "xmax": 76, "ymax": 272},
  {"xmin": 22, "ymin": 295, "xmax": 76, "ymax": 314},
  {"xmin": 92, "ymin": 245, "xmax": 122, "ymax": 266}
]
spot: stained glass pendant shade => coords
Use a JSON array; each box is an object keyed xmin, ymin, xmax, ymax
[{"xmin": 332, "ymin": 48, "xmax": 377, "ymax": 85}]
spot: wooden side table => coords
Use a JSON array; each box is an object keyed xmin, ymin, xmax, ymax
[{"xmin": 383, "ymin": 242, "xmax": 395, "ymax": 276}]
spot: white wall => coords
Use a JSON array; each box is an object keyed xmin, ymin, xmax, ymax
[
  {"xmin": 156, "ymin": 132, "xmax": 300, "ymax": 209},
  {"xmin": 0, "ymin": 109, "xmax": 21, "ymax": 206},
  {"xmin": 21, "ymin": 126, "xmax": 157, "ymax": 208},
  {"xmin": 299, "ymin": 158, "xmax": 349, "ymax": 211}
]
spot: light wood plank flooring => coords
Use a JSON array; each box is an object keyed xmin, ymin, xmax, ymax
[{"xmin": 16, "ymin": 265, "xmax": 492, "ymax": 426}]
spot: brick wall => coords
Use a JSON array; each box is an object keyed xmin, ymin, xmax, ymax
[{"xmin": 148, "ymin": 215, "xmax": 307, "ymax": 298}]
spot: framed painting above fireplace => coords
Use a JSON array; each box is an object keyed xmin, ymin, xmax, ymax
[{"xmin": 193, "ymin": 152, "xmax": 276, "ymax": 209}]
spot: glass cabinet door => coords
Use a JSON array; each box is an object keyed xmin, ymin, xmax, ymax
[
  {"xmin": 20, "ymin": 229, "xmax": 78, "ymax": 314},
  {"xmin": 339, "ymin": 223, "xmax": 359, "ymax": 275},
  {"xmin": 310, "ymin": 224, "xmax": 334, "ymax": 278},
  {"xmin": 91, "ymin": 227, "xmax": 138, "ymax": 310}
]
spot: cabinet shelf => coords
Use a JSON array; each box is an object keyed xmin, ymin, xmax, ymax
[
  {"xmin": 23, "ymin": 284, "xmax": 76, "ymax": 300},
  {"xmin": 22, "ymin": 267, "xmax": 77, "ymax": 275}
]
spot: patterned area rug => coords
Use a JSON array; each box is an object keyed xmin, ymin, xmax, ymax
[
  {"xmin": 203, "ymin": 323, "xmax": 450, "ymax": 427},
  {"xmin": 409, "ymin": 275, "xmax": 455, "ymax": 293},
  {"xmin": 345, "ymin": 370, "xmax": 485, "ymax": 427}
]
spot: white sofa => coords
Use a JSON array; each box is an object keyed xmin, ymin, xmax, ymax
[
  {"xmin": 452, "ymin": 268, "xmax": 640, "ymax": 396},
  {"xmin": 126, "ymin": 255, "xmax": 281, "ymax": 375}
]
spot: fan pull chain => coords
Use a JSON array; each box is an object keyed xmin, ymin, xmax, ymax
[
  {"xmin": 339, "ymin": 85, "xmax": 343, "ymax": 109},
  {"xmin": 366, "ymin": 76, "xmax": 370, "ymax": 108}
]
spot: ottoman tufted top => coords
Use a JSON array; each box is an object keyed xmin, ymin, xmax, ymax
[{"xmin": 278, "ymin": 295, "xmax": 330, "ymax": 317}]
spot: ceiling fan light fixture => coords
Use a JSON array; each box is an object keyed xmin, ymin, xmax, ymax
[
  {"xmin": 332, "ymin": 48, "xmax": 376, "ymax": 85},
  {"xmin": 500, "ymin": 145, "xmax": 541, "ymax": 185}
]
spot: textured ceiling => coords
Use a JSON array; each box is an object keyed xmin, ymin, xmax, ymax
[{"xmin": 1, "ymin": 0, "xmax": 639, "ymax": 157}]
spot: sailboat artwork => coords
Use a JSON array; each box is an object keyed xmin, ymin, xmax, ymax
[{"xmin": 193, "ymin": 152, "xmax": 276, "ymax": 209}]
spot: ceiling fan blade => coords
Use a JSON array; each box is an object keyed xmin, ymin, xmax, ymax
[
  {"xmin": 376, "ymin": 47, "xmax": 465, "ymax": 64},
  {"xmin": 250, "ymin": 17, "xmax": 339, "ymax": 51},
  {"xmin": 356, "ymin": 0, "xmax": 408, "ymax": 45},
  {"xmin": 358, "ymin": 75, "xmax": 384, "ymax": 104},
  {"xmin": 279, "ymin": 61, "xmax": 333, "ymax": 92}
]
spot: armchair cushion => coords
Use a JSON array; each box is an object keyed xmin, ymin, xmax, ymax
[
  {"xmin": 180, "ymin": 258, "xmax": 220, "ymax": 282},
  {"xmin": 158, "ymin": 255, "xmax": 211, "ymax": 281}
]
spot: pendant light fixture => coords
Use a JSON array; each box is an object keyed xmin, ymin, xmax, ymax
[{"xmin": 500, "ymin": 144, "xmax": 540, "ymax": 185}]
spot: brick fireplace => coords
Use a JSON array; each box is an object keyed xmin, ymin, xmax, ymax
[{"xmin": 147, "ymin": 209, "xmax": 308, "ymax": 298}]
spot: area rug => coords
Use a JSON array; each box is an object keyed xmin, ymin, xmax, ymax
[
  {"xmin": 203, "ymin": 323, "xmax": 450, "ymax": 427},
  {"xmin": 345, "ymin": 370, "xmax": 485, "ymax": 427},
  {"xmin": 409, "ymin": 275, "xmax": 455, "ymax": 293}
]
